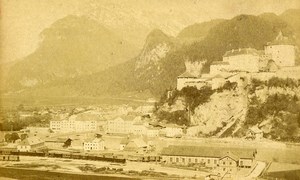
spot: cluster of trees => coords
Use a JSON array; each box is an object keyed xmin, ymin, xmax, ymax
[
  {"xmin": 4, "ymin": 132, "xmax": 20, "ymax": 143},
  {"xmin": 156, "ymin": 110, "xmax": 189, "ymax": 126},
  {"xmin": 0, "ymin": 113, "xmax": 51, "ymax": 131},
  {"xmin": 180, "ymin": 86, "xmax": 214, "ymax": 113},
  {"xmin": 245, "ymin": 94, "xmax": 300, "ymax": 140},
  {"xmin": 267, "ymin": 77, "xmax": 300, "ymax": 88},
  {"xmin": 155, "ymin": 86, "xmax": 214, "ymax": 125},
  {"xmin": 216, "ymin": 81, "xmax": 238, "ymax": 92},
  {"xmin": 249, "ymin": 77, "xmax": 300, "ymax": 94}
]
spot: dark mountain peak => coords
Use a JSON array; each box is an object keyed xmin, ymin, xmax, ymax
[
  {"xmin": 281, "ymin": 8, "xmax": 300, "ymax": 17},
  {"xmin": 147, "ymin": 29, "xmax": 169, "ymax": 40},
  {"xmin": 233, "ymin": 14, "xmax": 256, "ymax": 21},
  {"xmin": 259, "ymin": 12, "xmax": 278, "ymax": 18},
  {"xmin": 143, "ymin": 29, "xmax": 173, "ymax": 51},
  {"xmin": 177, "ymin": 19, "xmax": 224, "ymax": 44},
  {"xmin": 40, "ymin": 15, "xmax": 111, "ymax": 39}
]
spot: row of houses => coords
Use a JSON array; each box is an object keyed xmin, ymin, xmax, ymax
[
  {"xmin": 49, "ymin": 106, "xmax": 155, "ymax": 133},
  {"xmin": 106, "ymin": 116, "xmax": 186, "ymax": 138}
]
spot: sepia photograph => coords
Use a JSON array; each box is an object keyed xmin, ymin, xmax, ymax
[{"xmin": 1, "ymin": 0, "xmax": 300, "ymax": 179}]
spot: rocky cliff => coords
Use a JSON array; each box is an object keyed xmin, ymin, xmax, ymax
[{"xmin": 155, "ymin": 77, "xmax": 300, "ymax": 140}]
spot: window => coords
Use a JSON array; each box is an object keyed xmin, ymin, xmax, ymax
[
  {"xmin": 176, "ymin": 158, "xmax": 179, "ymax": 162},
  {"xmin": 223, "ymin": 168, "xmax": 226, "ymax": 171},
  {"xmin": 214, "ymin": 160, "xmax": 217, "ymax": 164},
  {"xmin": 170, "ymin": 157, "xmax": 173, "ymax": 162},
  {"xmin": 195, "ymin": 159, "xmax": 198, "ymax": 163},
  {"xmin": 223, "ymin": 162, "xmax": 225, "ymax": 165},
  {"xmin": 229, "ymin": 162, "xmax": 232, "ymax": 165},
  {"xmin": 208, "ymin": 159, "xmax": 210, "ymax": 164},
  {"xmin": 189, "ymin": 158, "xmax": 191, "ymax": 163},
  {"xmin": 182, "ymin": 158, "xmax": 185, "ymax": 163}
]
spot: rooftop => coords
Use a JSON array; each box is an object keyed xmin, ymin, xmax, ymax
[
  {"xmin": 178, "ymin": 71, "xmax": 198, "ymax": 78},
  {"xmin": 267, "ymin": 31, "xmax": 294, "ymax": 46},
  {"xmin": 19, "ymin": 137, "xmax": 44, "ymax": 146},
  {"xmin": 161, "ymin": 145, "xmax": 256, "ymax": 159},
  {"xmin": 223, "ymin": 48, "xmax": 259, "ymax": 57},
  {"xmin": 84, "ymin": 137, "xmax": 104, "ymax": 143},
  {"xmin": 211, "ymin": 61, "xmax": 230, "ymax": 65}
]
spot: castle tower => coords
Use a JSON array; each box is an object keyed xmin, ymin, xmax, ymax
[
  {"xmin": 264, "ymin": 31, "xmax": 296, "ymax": 67},
  {"xmin": 184, "ymin": 61, "xmax": 205, "ymax": 77}
]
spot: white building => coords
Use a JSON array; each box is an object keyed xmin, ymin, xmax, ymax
[
  {"xmin": 17, "ymin": 137, "xmax": 44, "ymax": 152},
  {"xmin": 106, "ymin": 116, "xmax": 136, "ymax": 134},
  {"xmin": 277, "ymin": 66, "xmax": 300, "ymax": 79},
  {"xmin": 222, "ymin": 48, "xmax": 261, "ymax": 73},
  {"xmin": 83, "ymin": 138, "xmax": 105, "ymax": 151},
  {"xmin": 165, "ymin": 124, "xmax": 183, "ymax": 138},
  {"xmin": 161, "ymin": 145, "xmax": 257, "ymax": 176},
  {"xmin": 50, "ymin": 113, "xmax": 98, "ymax": 132},
  {"xmin": 177, "ymin": 72, "xmax": 210, "ymax": 90},
  {"xmin": 210, "ymin": 61, "xmax": 230, "ymax": 75},
  {"xmin": 134, "ymin": 105, "xmax": 154, "ymax": 115},
  {"xmin": 131, "ymin": 121, "xmax": 148, "ymax": 135},
  {"xmin": 146, "ymin": 127, "xmax": 160, "ymax": 137},
  {"xmin": 264, "ymin": 31, "xmax": 296, "ymax": 67}
]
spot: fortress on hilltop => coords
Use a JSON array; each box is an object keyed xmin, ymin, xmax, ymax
[{"xmin": 177, "ymin": 31, "xmax": 299, "ymax": 90}]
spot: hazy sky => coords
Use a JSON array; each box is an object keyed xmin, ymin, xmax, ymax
[{"xmin": 1, "ymin": 0, "xmax": 300, "ymax": 63}]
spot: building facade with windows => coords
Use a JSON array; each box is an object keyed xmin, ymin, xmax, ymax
[
  {"xmin": 17, "ymin": 137, "xmax": 45, "ymax": 152},
  {"xmin": 161, "ymin": 145, "xmax": 256, "ymax": 174},
  {"xmin": 50, "ymin": 114, "xmax": 97, "ymax": 132},
  {"xmin": 106, "ymin": 116, "xmax": 137, "ymax": 134},
  {"xmin": 83, "ymin": 138, "xmax": 105, "ymax": 151}
]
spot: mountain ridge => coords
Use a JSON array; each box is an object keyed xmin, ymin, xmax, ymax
[
  {"xmin": 2, "ymin": 9, "xmax": 300, "ymax": 98},
  {"xmin": 3, "ymin": 15, "xmax": 138, "ymax": 91}
]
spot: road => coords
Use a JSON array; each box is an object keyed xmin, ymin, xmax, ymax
[{"xmin": 244, "ymin": 161, "xmax": 266, "ymax": 179}]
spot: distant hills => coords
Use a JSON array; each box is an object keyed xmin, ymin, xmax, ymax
[
  {"xmin": 3, "ymin": 15, "xmax": 138, "ymax": 91},
  {"xmin": 2, "ymin": 9, "xmax": 300, "ymax": 98},
  {"xmin": 177, "ymin": 19, "xmax": 225, "ymax": 44}
]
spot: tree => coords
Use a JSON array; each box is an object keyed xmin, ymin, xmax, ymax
[
  {"xmin": 20, "ymin": 133, "xmax": 28, "ymax": 141},
  {"xmin": 10, "ymin": 133, "xmax": 20, "ymax": 143},
  {"xmin": 4, "ymin": 133, "xmax": 12, "ymax": 142}
]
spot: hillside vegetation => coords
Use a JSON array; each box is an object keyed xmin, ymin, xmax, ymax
[{"xmin": 154, "ymin": 77, "xmax": 300, "ymax": 141}]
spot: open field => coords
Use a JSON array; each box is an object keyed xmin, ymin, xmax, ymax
[
  {"xmin": 0, "ymin": 167, "xmax": 137, "ymax": 180},
  {"xmin": 0, "ymin": 156, "xmax": 207, "ymax": 179}
]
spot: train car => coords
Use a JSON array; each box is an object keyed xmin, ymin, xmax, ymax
[
  {"xmin": 142, "ymin": 156, "xmax": 150, "ymax": 162},
  {"xmin": 0, "ymin": 155, "xmax": 20, "ymax": 161},
  {"xmin": 0, "ymin": 148, "xmax": 15, "ymax": 155},
  {"xmin": 53, "ymin": 153, "xmax": 63, "ymax": 158},
  {"xmin": 62, "ymin": 153, "xmax": 71, "ymax": 159},
  {"xmin": 71, "ymin": 154, "xmax": 81, "ymax": 159},
  {"xmin": 80, "ymin": 154, "xmax": 88, "ymax": 160}
]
